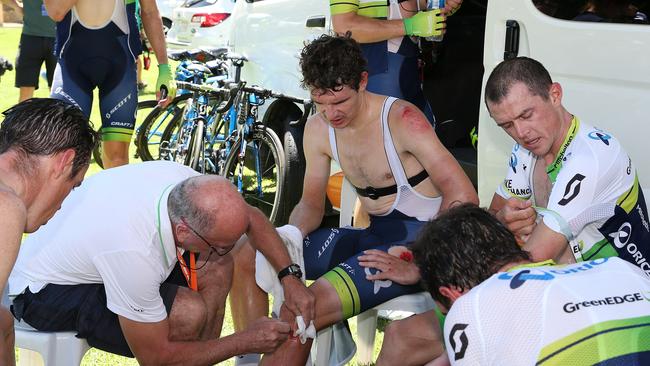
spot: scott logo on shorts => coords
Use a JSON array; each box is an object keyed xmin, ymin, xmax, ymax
[
  {"xmin": 53, "ymin": 87, "xmax": 80, "ymax": 108},
  {"xmin": 317, "ymin": 228, "xmax": 339, "ymax": 258},
  {"xmin": 105, "ymin": 94, "xmax": 132, "ymax": 119}
]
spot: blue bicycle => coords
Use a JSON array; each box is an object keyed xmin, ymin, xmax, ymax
[{"xmin": 135, "ymin": 48, "xmax": 228, "ymax": 162}]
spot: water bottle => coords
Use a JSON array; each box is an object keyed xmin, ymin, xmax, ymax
[{"xmin": 425, "ymin": 0, "xmax": 445, "ymax": 42}]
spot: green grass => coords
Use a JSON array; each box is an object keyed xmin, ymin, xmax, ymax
[{"xmin": 1, "ymin": 25, "xmax": 387, "ymax": 365}]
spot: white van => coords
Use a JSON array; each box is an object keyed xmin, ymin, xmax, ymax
[
  {"xmin": 477, "ymin": 0, "xmax": 650, "ymax": 204},
  {"xmin": 227, "ymin": 0, "xmax": 650, "ymax": 206}
]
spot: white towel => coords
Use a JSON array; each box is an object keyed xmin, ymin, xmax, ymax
[
  {"xmin": 294, "ymin": 315, "xmax": 316, "ymax": 344},
  {"xmin": 255, "ymin": 224, "xmax": 305, "ymax": 315}
]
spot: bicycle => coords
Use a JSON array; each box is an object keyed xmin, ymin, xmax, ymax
[
  {"xmin": 135, "ymin": 48, "xmax": 229, "ymax": 162},
  {"xmin": 137, "ymin": 50, "xmax": 249, "ymax": 171}
]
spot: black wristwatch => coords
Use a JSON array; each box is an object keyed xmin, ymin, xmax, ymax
[{"xmin": 278, "ymin": 263, "xmax": 303, "ymax": 282}]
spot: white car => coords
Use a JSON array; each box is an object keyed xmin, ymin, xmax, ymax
[
  {"xmin": 166, "ymin": 0, "xmax": 236, "ymax": 49},
  {"xmin": 156, "ymin": 0, "xmax": 185, "ymax": 34}
]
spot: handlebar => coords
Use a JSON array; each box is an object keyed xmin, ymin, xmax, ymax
[
  {"xmin": 175, "ymin": 79, "xmax": 313, "ymax": 125},
  {"xmin": 241, "ymin": 85, "xmax": 310, "ymax": 105},
  {"xmin": 223, "ymin": 52, "xmax": 247, "ymax": 64},
  {"xmin": 174, "ymin": 80, "xmax": 229, "ymax": 96},
  {"xmin": 240, "ymin": 85, "xmax": 313, "ymax": 126},
  {"xmin": 168, "ymin": 47, "xmax": 246, "ymax": 62},
  {"xmin": 215, "ymin": 82, "xmax": 244, "ymax": 114},
  {"xmin": 167, "ymin": 47, "xmax": 228, "ymax": 62}
]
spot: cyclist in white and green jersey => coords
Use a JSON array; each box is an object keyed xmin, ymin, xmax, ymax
[
  {"xmin": 487, "ymin": 57, "xmax": 650, "ymax": 272},
  {"xmin": 413, "ymin": 204, "xmax": 650, "ymax": 365},
  {"xmin": 379, "ymin": 56, "xmax": 650, "ymax": 366}
]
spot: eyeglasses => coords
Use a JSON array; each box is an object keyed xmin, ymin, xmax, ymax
[{"xmin": 181, "ymin": 217, "xmax": 236, "ymax": 257}]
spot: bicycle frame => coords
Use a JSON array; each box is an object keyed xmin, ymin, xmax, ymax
[{"xmin": 232, "ymin": 87, "xmax": 266, "ymax": 196}]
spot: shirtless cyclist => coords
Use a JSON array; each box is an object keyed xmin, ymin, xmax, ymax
[{"xmin": 230, "ymin": 34, "xmax": 477, "ymax": 366}]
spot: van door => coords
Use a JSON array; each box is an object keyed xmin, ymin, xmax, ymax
[
  {"xmin": 228, "ymin": 0, "xmax": 329, "ymax": 98},
  {"xmin": 478, "ymin": 0, "xmax": 650, "ymax": 204}
]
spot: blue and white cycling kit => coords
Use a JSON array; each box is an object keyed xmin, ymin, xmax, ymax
[
  {"xmin": 51, "ymin": 0, "xmax": 141, "ymax": 142},
  {"xmin": 445, "ymin": 258, "xmax": 650, "ymax": 365},
  {"xmin": 329, "ymin": 0, "xmax": 435, "ymax": 125},
  {"xmin": 497, "ymin": 117, "xmax": 650, "ymax": 275},
  {"xmin": 304, "ymin": 97, "xmax": 442, "ymax": 318}
]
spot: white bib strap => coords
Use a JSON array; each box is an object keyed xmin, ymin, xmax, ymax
[
  {"xmin": 328, "ymin": 123, "xmax": 340, "ymax": 164},
  {"xmin": 380, "ymin": 97, "xmax": 409, "ymax": 186}
]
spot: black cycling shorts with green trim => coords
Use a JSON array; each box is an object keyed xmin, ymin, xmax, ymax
[
  {"xmin": 303, "ymin": 210, "xmax": 424, "ymax": 318},
  {"xmin": 50, "ymin": 23, "xmax": 137, "ymax": 143}
]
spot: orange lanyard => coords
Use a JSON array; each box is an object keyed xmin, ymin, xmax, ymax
[{"xmin": 176, "ymin": 248, "xmax": 198, "ymax": 291}]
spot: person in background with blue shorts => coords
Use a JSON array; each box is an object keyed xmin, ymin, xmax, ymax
[
  {"xmin": 44, "ymin": 0, "xmax": 176, "ymax": 168},
  {"xmin": 230, "ymin": 34, "xmax": 477, "ymax": 366},
  {"xmin": 329, "ymin": 0, "xmax": 463, "ymax": 126}
]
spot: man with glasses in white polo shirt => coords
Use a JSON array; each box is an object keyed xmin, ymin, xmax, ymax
[{"xmin": 8, "ymin": 161, "xmax": 314, "ymax": 365}]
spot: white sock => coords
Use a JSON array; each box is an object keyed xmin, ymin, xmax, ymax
[{"xmin": 234, "ymin": 353, "xmax": 261, "ymax": 366}]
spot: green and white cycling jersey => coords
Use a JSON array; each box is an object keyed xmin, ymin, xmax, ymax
[
  {"xmin": 496, "ymin": 116, "xmax": 650, "ymax": 274},
  {"xmin": 444, "ymin": 257, "xmax": 650, "ymax": 365}
]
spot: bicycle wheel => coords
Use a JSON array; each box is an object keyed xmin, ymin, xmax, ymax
[
  {"xmin": 278, "ymin": 124, "xmax": 305, "ymax": 225},
  {"xmin": 93, "ymin": 100, "xmax": 160, "ymax": 168},
  {"xmin": 135, "ymin": 94, "xmax": 191, "ymax": 161},
  {"xmin": 223, "ymin": 125, "xmax": 285, "ymax": 224},
  {"xmin": 185, "ymin": 118, "xmax": 205, "ymax": 172},
  {"xmin": 158, "ymin": 106, "xmax": 191, "ymax": 165}
]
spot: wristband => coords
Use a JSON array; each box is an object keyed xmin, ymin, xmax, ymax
[{"xmin": 278, "ymin": 263, "xmax": 303, "ymax": 282}]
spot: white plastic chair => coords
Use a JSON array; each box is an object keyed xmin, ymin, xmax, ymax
[
  {"xmin": 315, "ymin": 177, "xmax": 436, "ymax": 365},
  {"xmin": 2, "ymin": 288, "xmax": 90, "ymax": 366},
  {"xmin": 14, "ymin": 320, "xmax": 90, "ymax": 366}
]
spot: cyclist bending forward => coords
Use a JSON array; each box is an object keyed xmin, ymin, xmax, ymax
[{"xmin": 45, "ymin": 0, "xmax": 176, "ymax": 168}]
